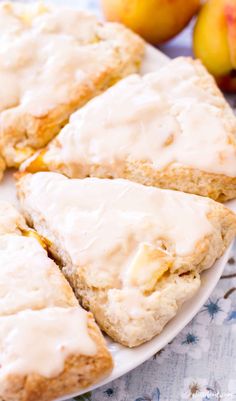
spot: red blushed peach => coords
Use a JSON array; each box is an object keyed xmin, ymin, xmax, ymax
[{"xmin": 194, "ymin": 0, "xmax": 236, "ymax": 93}]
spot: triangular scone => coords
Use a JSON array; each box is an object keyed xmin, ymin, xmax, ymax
[
  {"xmin": 17, "ymin": 173, "xmax": 236, "ymax": 346},
  {"xmin": 0, "ymin": 201, "xmax": 112, "ymax": 401},
  {"xmin": 23, "ymin": 57, "xmax": 236, "ymax": 202},
  {"xmin": 0, "ymin": 2, "xmax": 144, "ymax": 174}
]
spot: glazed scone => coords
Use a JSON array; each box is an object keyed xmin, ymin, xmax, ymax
[
  {"xmin": 0, "ymin": 2, "xmax": 144, "ymax": 171},
  {"xmin": 17, "ymin": 173, "xmax": 236, "ymax": 346},
  {"xmin": 23, "ymin": 57, "xmax": 236, "ymax": 202},
  {"xmin": 0, "ymin": 201, "xmax": 112, "ymax": 401}
]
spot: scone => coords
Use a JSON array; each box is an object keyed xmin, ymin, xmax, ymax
[
  {"xmin": 17, "ymin": 173, "xmax": 236, "ymax": 346},
  {"xmin": 0, "ymin": 201, "xmax": 112, "ymax": 401},
  {"xmin": 0, "ymin": 2, "xmax": 144, "ymax": 173},
  {"xmin": 23, "ymin": 57, "xmax": 236, "ymax": 202}
]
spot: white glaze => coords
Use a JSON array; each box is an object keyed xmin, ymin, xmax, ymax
[
  {"xmin": 47, "ymin": 58, "xmax": 236, "ymax": 177},
  {"xmin": 0, "ymin": 234, "xmax": 75, "ymax": 314},
  {"xmin": 21, "ymin": 173, "xmax": 214, "ymax": 272},
  {"xmin": 0, "ymin": 2, "xmax": 117, "ymax": 116},
  {"xmin": 0, "ymin": 307, "xmax": 97, "ymax": 379}
]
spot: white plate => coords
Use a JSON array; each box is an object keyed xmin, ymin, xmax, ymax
[{"xmin": 0, "ymin": 45, "xmax": 235, "ymax": 401}]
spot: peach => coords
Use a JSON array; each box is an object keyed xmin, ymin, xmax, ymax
[
  {"xmin": 101, "ymin": 0, "xmax": 200, "ymax": 45},
  {"xmin": 194, "ymin": 0, "xmax": 236, "ymax": 92}
]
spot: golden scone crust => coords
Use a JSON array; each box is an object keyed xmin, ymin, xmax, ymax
[
  {"xmin": 0, "ymin": 201, "xmax": 112, "ymax": 401},
  {"xmin": 0, "ymin": 156, "xmax": 5, "ymax": 181},
  {"xmin": 22, "ymin": 57, "xmax": 236, "ymax": 202},
  {"xmin": 17, "ymin": 173, "xmax": 236, "ymax": 347},
  {"xmin": 121, "ymin": 162, "xmax": 236, "ymax": 202},
  {"xmin": 0, "ymin": 2, "xmax": 144, "ymax": 171},
  {"xmin": 26, "ymin": 156, "xmax": 236, "ymax": 202}
]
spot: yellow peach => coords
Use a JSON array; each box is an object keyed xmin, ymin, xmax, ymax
[{"xmin": 101, "ymin": 0, "xmax": 200, "ymax": 45}]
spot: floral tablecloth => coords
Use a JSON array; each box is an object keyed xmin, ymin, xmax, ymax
[{"xmin": 14, "ymin": 1, "xmax": 236, "ymax": 400}]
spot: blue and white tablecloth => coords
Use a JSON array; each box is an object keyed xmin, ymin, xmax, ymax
[{"xmin": 15, "ymin": 1, "xmax": 236, "ymax": 399}]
